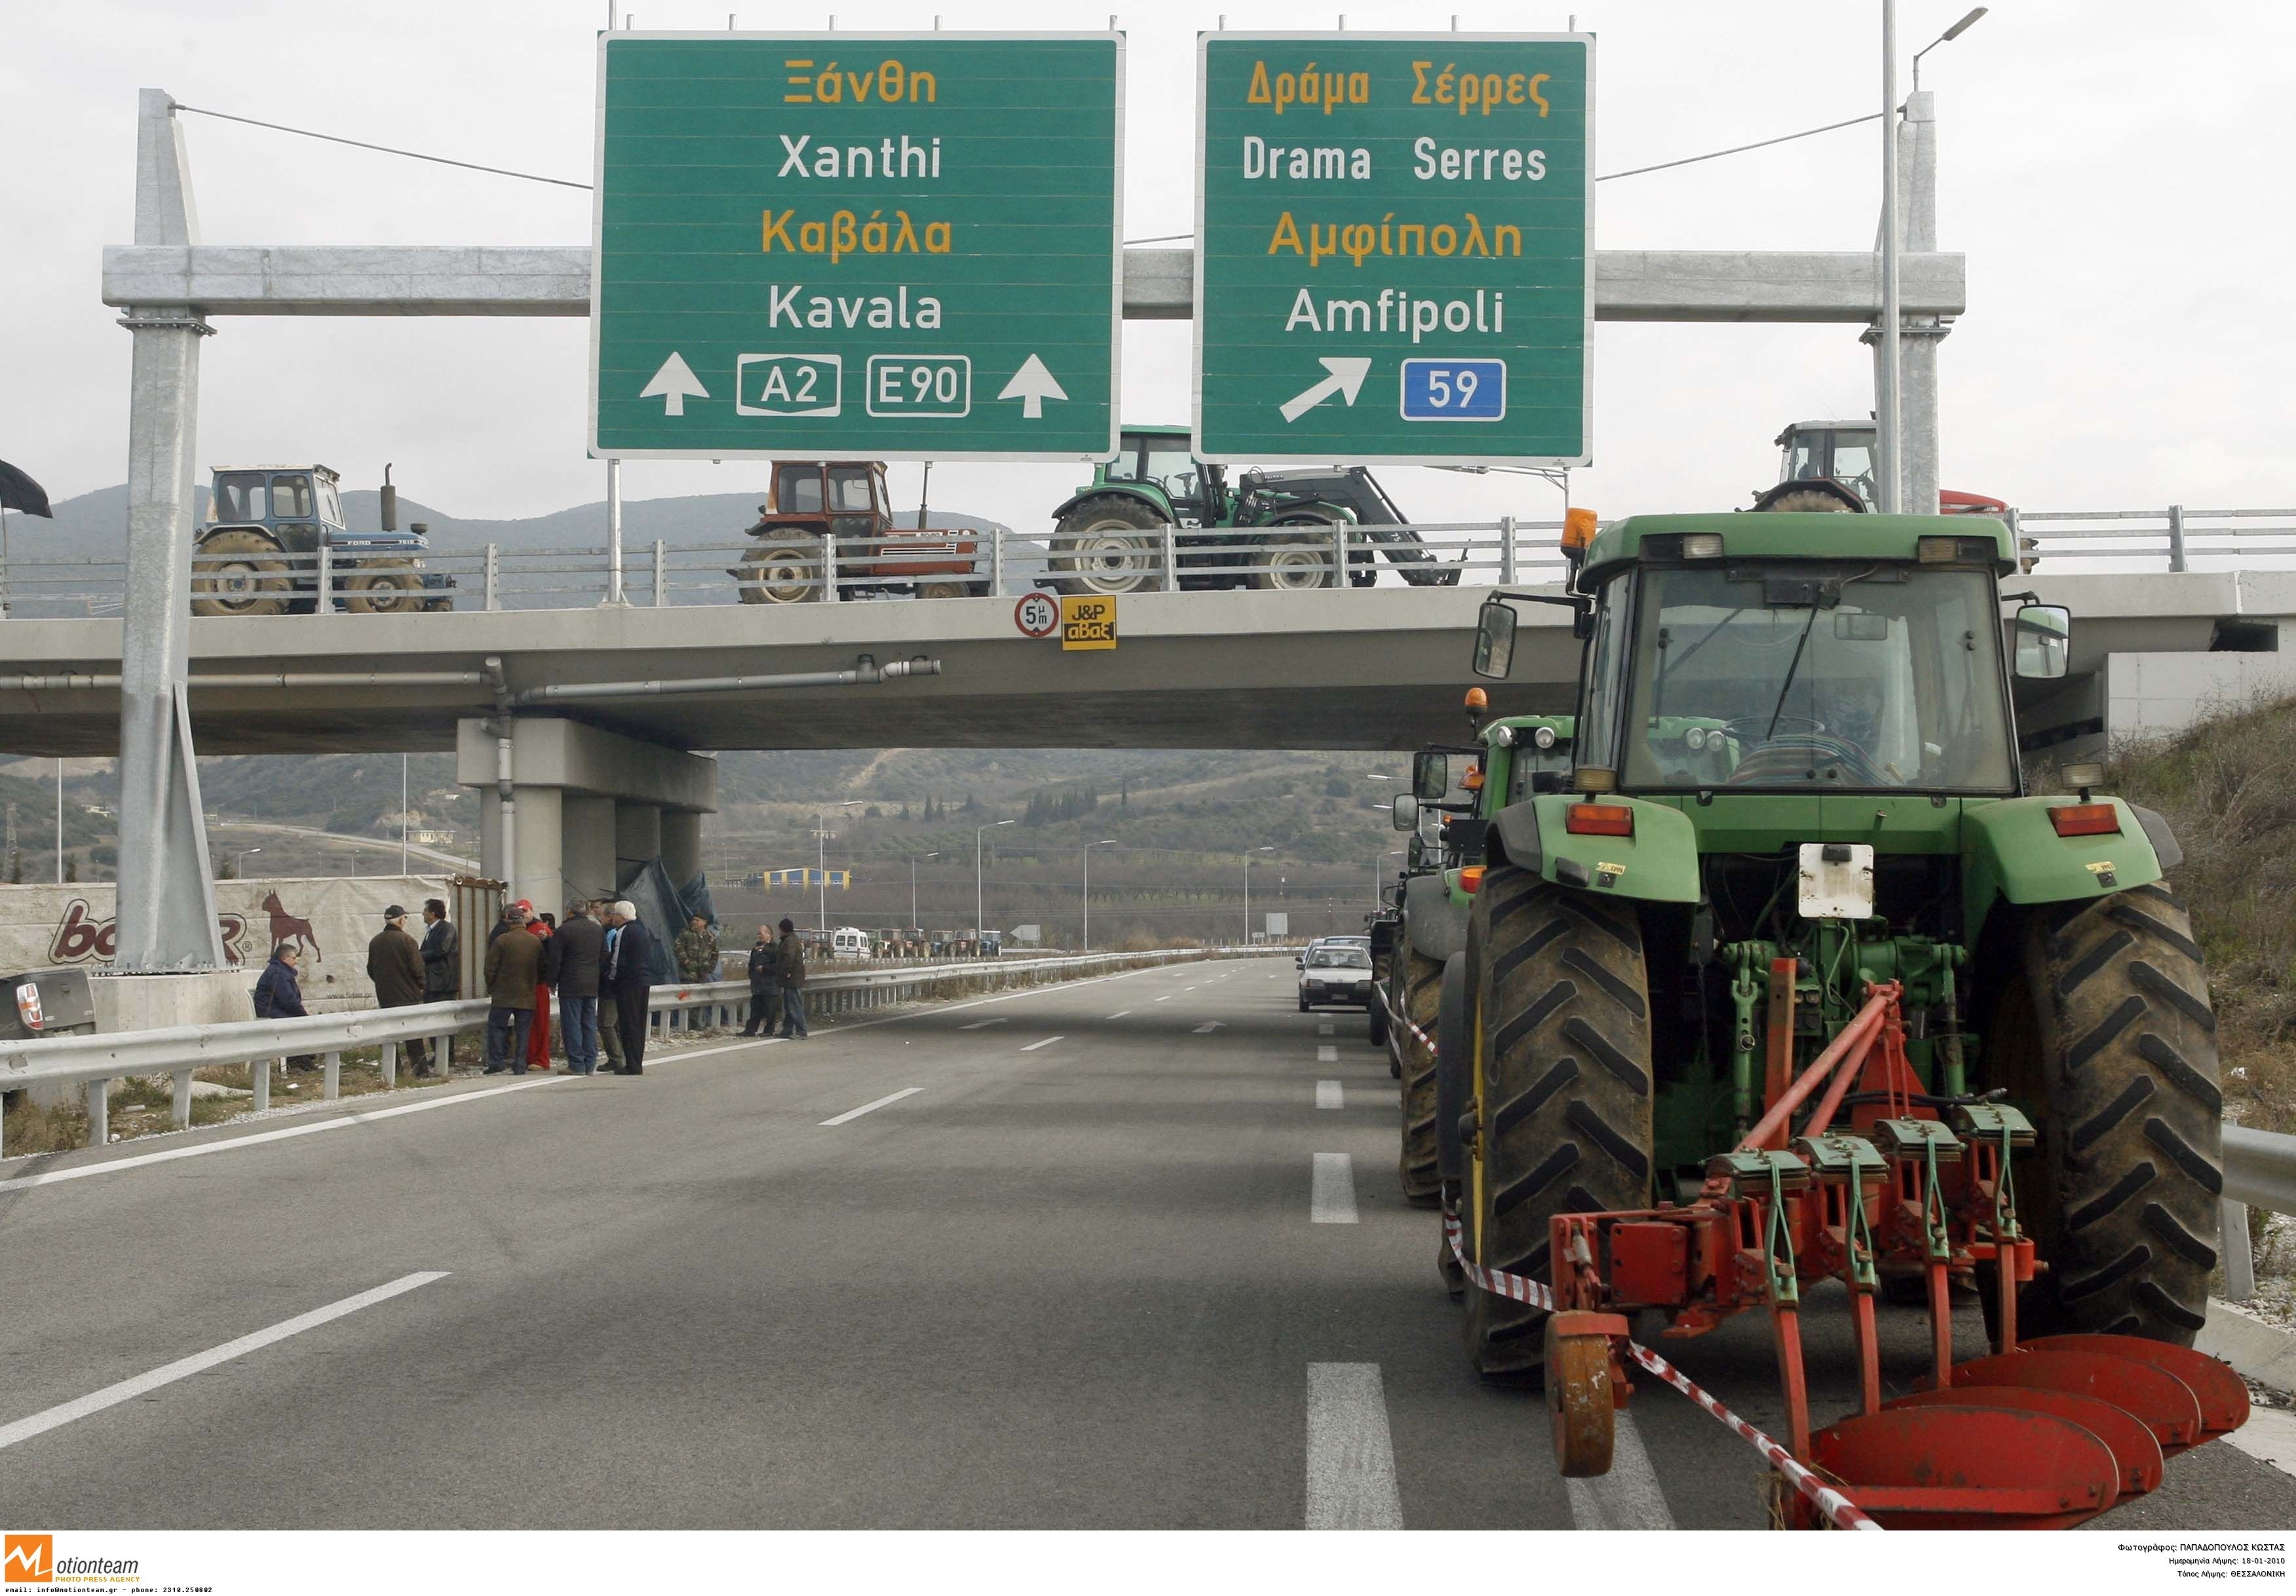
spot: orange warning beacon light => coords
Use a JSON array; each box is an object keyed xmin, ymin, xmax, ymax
[
  {"xmin": 1562, "ymin": 506, "xmax": 1599, "ymax": 556},
  {"xmin": 1464, "ymin": 686, "xmax": 1489, "ymax": 733}
]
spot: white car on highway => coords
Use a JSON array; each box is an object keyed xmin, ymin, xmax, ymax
[{"xmin": 1297, "ymin": 943, "xmax": 1375, "ymax": 1011}]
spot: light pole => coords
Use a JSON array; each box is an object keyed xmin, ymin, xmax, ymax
[
  {"xmin": 235, "ymin": 846, "xmax": 261, "ymax": 879},
  {"xmin": 1377, "ymin": 848, "xmax": 1407, "ymax": 905},
  {"xmin": 816, "ymin": 800, "xmax": 862, "ymax": 931},
  {"xmin": 911, "ymin": 851, "xmax": 938, "ymax": 928},
  {"xmin": 1243, "ymin": 846, "xmax": 1273, "ymax": 945},
  {"xmin": 1876, "ymin": 0, "xmax": 1904, "ymax": 514},
  {"xmin": 400, "ymin": 753, "xmax": 409, "ymax": 876},
  {"xmin": 976, "ymin": 820, "xmax": 1014, "ymax": 947},
  {"xmin": 1912, "ymin": 5, "xmax": 1985, "ymax": 90},
  {"xmin": 1082, "ymin": 838, "xmax": 1117, "ymax": 951}
]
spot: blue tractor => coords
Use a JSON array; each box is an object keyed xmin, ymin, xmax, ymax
[{"xmin": 190, "ymin": 464, "xmax": 452, "ymax": 616}]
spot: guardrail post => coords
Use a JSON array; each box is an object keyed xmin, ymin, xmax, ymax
[
  {"xmin": 251, "ymin": 1057, "xmax": 271, "ymax": 1112},
  {"xmin": 2167, "ymin": 503, "xmax": 2188, "ymax": 573},
  {"xmin": 484, "ymin": 543, "xmax": 500, "ymax": 610},
  {"xmin": 989, "ymin": 526, "xmax": 1004, "ymax": 598},
  {"xmin": 2221, "ymin": 1198, "xmax": 2255, "ymax": 1301},
  {"xmin": 322, "ymin": 1050, "xmax": 342, "ymax": 1100},
  {"xmin": 823, "ymin": 531, "xmax": 841, "ymax": 603},
  {"xmin": 1159, "ymin": 520, "xmax": 1177, "ymax": 592},
  {"xmin": 85, "ymin": 1078, "xmax": 108, "ymax": 1147},
  {"xmin": 172, "ymin": 1068, "xmax": 193, "ymax": 1128},
  {"xmin": 1499, "ymin": 515, "xmax": 1517, "ymax": 584},
  {"xmin": 380, "ymin": 1040, "xmax": 398, "ymax": 1090},
  {"xmin": 316, "ymin": 542, "xmax": 334, "ymax": 614},
  {"xmin": 652, "ymin": 538, "xmax": 668, "ymax": 605}
]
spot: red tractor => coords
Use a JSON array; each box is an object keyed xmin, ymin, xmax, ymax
[
  {"xmin": 731, "ymin": 461, "xmax": 991, "ymax": 603},
  {"xmin": 1772, "ymin": 421, "xmax": 2010, "ymax": 517}
]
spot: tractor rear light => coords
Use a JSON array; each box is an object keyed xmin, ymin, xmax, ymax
[
  {"xmin": 1919, "ymin": 535, "xmax": 1998, "ymax": 564},
  {"xmin": 1561, "ymin": 507, "xmax": 1599, "ymax": 552},
  {"xmin": 1565, "ymin": 803, "xmax": 1634, "ymax": 837},
  {"xmin": 1459, "ymin": 865, "xmax": 1485, "ymax": 894},
  {"xmin": 2049, "ymin": 803, "xmax": 2120, "ymax": 837}
]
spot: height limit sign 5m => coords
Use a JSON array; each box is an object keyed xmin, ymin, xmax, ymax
[
  {"xmin": 1193, "ymin": 33, "xmax": 1592, "ymax": 466},
  {"xmin": 591, "ymin": 31, "xmax": 1122, "ymax": 461}
]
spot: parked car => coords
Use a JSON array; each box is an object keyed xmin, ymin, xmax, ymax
[{"xmin": 1298, "ymin": 944, "xmax": 1375, "ymax": 1012}]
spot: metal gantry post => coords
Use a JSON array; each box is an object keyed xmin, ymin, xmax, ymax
[
  {"xmin": 1875, "ymin": 0, "xmax": 1904, "ymax": 515},
  {"xmin": 604, "ymin": 457, "xmax": 626, "ymax": 604}
]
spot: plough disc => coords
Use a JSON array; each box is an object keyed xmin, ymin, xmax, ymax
[
  {"xmin": 2020, "ymin": 1335, "xmax": 2251, "ymax": 1438},
  {"xmin": 1806, "ymin": 1406, "xmax": 2120, "ymax": 1530},
  {"xmin": 1925, "ymin": 1350, "xmax": 2204, "ymax": 1454},
  {"xmin": 1883, "ymin": 1388, "xmax": 2164, "ymax": 1500}
]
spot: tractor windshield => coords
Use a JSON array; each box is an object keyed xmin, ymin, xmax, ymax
[{"xmin": 1606, "ymin": 565, "xmax": 2015, "ymax": 793}]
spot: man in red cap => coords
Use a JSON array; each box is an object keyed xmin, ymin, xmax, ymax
[{"xmin": 488, "ymin": 898, "xmax": 533, "ymax": 945}]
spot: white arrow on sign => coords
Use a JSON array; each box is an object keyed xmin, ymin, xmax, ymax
[
  {"xmin": 1277, "ymin": 357, "xmax": 1373, "ymax": 424},
  {"xmin": 996, "ymin": 353, "xmax": 1069, "ymax": 420},
  {"xmin": 640, "ymin": 351, "xmax": 710, "ymax": 417}
]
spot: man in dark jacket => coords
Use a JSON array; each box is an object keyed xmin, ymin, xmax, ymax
[
  {"xmin": 553, "ymin": 898, "xmax": 606, "ymax": 1074},
  {"xmin": 775, "ymin": 917, "xmax": 809, "ymax": 1039},
  {"xmin": 740, "ymin": 924, "xmax": 779, "ymax": 1037},
  {"xmin": 419, "ymin": 899, "xmax": 460, "ymax": 1068},
  {"xmin": 253, "ymin": 943, "xmax": 318, "ymax": 1071},
  {"xmin": 604, "ymin": 900, "xmax": 655, "ymax": 1074},
  {"xmin": 482, "ymin": 914, "xmax": 544, "ymax": 1074},
  {"xmin": 367, "ymin": 904, "xmax": 434, "ymax": 1076}
]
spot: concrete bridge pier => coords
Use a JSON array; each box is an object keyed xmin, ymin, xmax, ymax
[{"xmin": 457, "ymin": 719, "xmax": 717, "ymax": 914}]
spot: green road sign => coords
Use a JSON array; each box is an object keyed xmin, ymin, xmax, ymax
[
  {"xmin": 1193, "ymin": 33, "xmax": 1592, "ymax": 467},
  {"xmin": 590, "ymin": 31, "xmax": 1123, "ymax": 461}
]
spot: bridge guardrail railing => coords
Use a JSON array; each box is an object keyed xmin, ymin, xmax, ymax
[
  {"xmin": 0, "ymin": 946, "xmax": 1246, "ymax": 1157},
  {"xmin": 2221, "ymin": 1122, "xmax": 2296, "ymax": 1302},
  {"xmin": 2014, "ymin": 506, "xmax": 2296, "ymax": 573}
]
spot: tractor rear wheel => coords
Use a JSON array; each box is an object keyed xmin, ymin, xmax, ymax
[
  {"xmin": 1982, "ymin": 884, "xmax": 2222, "ymax": 1345},
  {"xmin": 1051, "ymin": 497, "xmax": 1166, "ymax": 595},
  {"xmin": 1398, "ymin": 947, "xmax": 1445, "ymax": 1206},
  {"xmin": 735, "ymin": 541, "xmax": 824, "ymax": 603},
  {"xmin": 341, "ymin": 560, "xmax": 424, "ymax": 615},
  {"xmin": 191, "ymin": 529, "xmax": 290, "ymax": 617},
  {"xmin": 916, "ymin": 580, "xmax": 970, "ymax": 600},
  {"xmin": 1368, "ymin": 991, "xmax": 1388, "ymax": 1049},
  {"xmin": 1461, "ymin": 867, "xmax": 1654, "ymax": 1379},
  {"xmin": 1246, "ymin": 515, "xmax": 1344, "ymax": 591}
]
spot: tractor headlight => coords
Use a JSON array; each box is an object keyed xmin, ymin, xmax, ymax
[
  {"xmin": 1491, "ymin": 725, "xmax": 1516, "ymax": 748},
  {"xmin": 1686, "ymin": 727, "xmax": 1708, "ymax": 751},
  {"xmin": 1531, "ymin": 725, "xmax": 1558, "ymax": 750}
]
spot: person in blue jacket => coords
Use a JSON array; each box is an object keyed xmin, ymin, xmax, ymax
[{"xmin": 252, "ymin": 943, "xmax": 318, "ymax": 1071}]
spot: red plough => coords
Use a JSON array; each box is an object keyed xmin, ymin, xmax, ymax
[{"xmin": 1538, "ymin": 979, "xmax": 2249, "ymax": 1529}]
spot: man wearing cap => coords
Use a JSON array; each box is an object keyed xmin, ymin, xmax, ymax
[
  {"xmin": 366, "ymin": 904, "xmax": 432, "ymax": 1076},
  {"xmin": 489, "ymin": 898, "xmax": 533, "ymax": 944},
  {"xmin": 483, "ymin": 902, "xmax": 545, "ymax": 1074}
]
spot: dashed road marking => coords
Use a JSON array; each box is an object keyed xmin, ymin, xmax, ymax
[
  {"xmin": 959, "ymin": 1017, "xmax": 1008, "ymax": 1031},
  {"xmin": 1563, "ymin": 1414, "xmax": 1676, "ymax": 1530},
  {"xmin": 1317, "ymin": 1023, "xmax": 1334, "ymax": 1036},
  {"xmin": 820, "ymin": 1087, "xmax": 923, "ymax": 1126},
  {"xmin": 1020, "ymin": 1036, "xmax": 1065, "ymax": 1052},
  {"xmin": 1106, "ymin": 1010, "xmax": 1131, "ymax": 1019},
  {"xmin": 1316, "ymin": 1080, "xmax": 1343, "ymax": 1109},
  {"xmin": 1316, "ymin": 1044, "xmax": 1339, "ymax": 1063},
  {"xmin": 0, "ymin": 1272, "xmax": 450, "ymax": 1453},
  {"xmin": 1154, "ymin": 995, "xmax": 1173, "ymax": 1002},
  {"xmin": 1305, "ymin": 1363, "xmax": 1404, "ymax": 1530},
  {"xmin": 1311, "ymin": 1152, "xmax": 1358, "ymax": 1224},
  {"xmin": 1193, "ymin": 1021, "xmax": 1225, "ymax": 1034}
]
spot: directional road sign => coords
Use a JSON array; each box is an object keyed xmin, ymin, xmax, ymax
[
  {"xmin": 1193, "ymin": 33, "xmax": 1592, "ymax": 466},
  {"xmin": 591, "ymin": 32, "xmax": 1124, "ymax": 461}
]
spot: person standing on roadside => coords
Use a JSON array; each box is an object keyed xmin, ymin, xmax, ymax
[
  {"xmin": 775, "ymin": 917, "xmax": 809, "ymax": 1040},
  {"xmin": 483, "ymin": 908, "xmax": 544, "ymax": 1074},
  {"xmin": 741, "ymin": 923, "xmax": 780, "ymax": 1037},
  {"xmin": 674, "ymin": 913, "xmax": 721, "ymax": 984},
  {"xmin": 419, "ymin": 898, "xmax": 460, "ymax": 1069},
  {"xmin": 553, "ymin": 898, "xmax": 605, "ymax": 1074},
  {"xmin": 254, "ymin": 942, "xmax": 319, "ymax": 1071},
  {"xmin": 367, "ymin": 904, "xmax": 433, "ymax": 1076},
  {"xmin": 594, "ymin": 902, "xmax": 628, "ymax": 1073},
  {"xmin": 490, "ymin": 898, "xmax": 531, "ymax": 944},
  {"xmin": 605, "ymin": 900, "xmax": 657, "ymax": 1074},
  {"xmin": 525, "ymin": 911, "xmax": 558, "ymax": 1071}
]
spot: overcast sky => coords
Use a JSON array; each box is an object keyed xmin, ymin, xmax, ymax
[{"xmin": 5, "ymin": 0, "xmax": 2290, "ymax": 534}]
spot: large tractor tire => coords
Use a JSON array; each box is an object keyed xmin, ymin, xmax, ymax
[
  {"xmin": 1434, "ymin": 950, "xmax": 1472, "ymax": 1299},
  {"xmin": 916, "ymin": 580, "xmax": 972, "ymax": 600},
  {"xmin": 340, "ymin": 560, "xmax": 425, "ymax": 615},
  {"xmin": 1461, "ymin": 866, "xmax": 1654, "ymax": 1379},
  {"xmin": 734, "ymin": 541, "xmax": 824, "ymax": 604},
  {"xmin": 1368, "ymin": 984, "xmax": 1389, "ymax": 1048},
  {"xmin": 1246, "ymin": 514, "xmax": 1344, "ymax": 591},
  {"xmin": 1982, "ymin": 884, "xmax": 2222, "ymax": 1345},
  {"xmin": 1050, "ymin": 497, "xmax": 1167, "ymax": 595},
  {"xmin": 190, "ymin": 529, "xmax": 290, "ymax": 617},
  {"xmin": 1398, "ymin": 947, "xmax": 1447, "ymax": 1206}
]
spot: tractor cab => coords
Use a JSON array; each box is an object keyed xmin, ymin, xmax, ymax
[
  {"xmin": 210, "ymin": 465, "xmax": 348, "ymax": 546},
  {"xmin": 1093, "ymin": 425, "xmax": 1227, "ymax": 526},
  {"xmin": 1774, "ymin": 419, "xmax": 2012, "ymax": 518}
]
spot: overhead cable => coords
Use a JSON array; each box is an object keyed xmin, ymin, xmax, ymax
[{"xmin": 171, "ymin": 102, "xmax": 592, "ymax": 191}]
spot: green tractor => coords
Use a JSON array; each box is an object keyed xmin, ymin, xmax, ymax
[
  {"xmin": 1042, "ymin": 424, "xmax": 1463, "ymax": 595},
  {"xmin": 1382, "ymin": 705, "xmax": 1575, "ymax": 1208},
  {"xmin": 1447, "ymin": 506, "xmax": 2219, "ymax": 1380}
]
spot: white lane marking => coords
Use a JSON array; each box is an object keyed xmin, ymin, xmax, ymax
[
  {"xmin": 1019, "ymin": 1036, "xmax": 1065, "ymax": 1052},
  {"xmin": 0, "ymin": 1271, "xmax": 450, "ymax": 1453},
  {"xmin": 1305, "ymin": 1363, "xmax": 1404, "ymax": 1530},
  {"xmin": 959, "ymin": 1017, "xmax": 1008, "ymax": 1031},
  {"xmin": 819, "ymin": 1087, "xmax": 923, "ymax": 1126},
  {"xmin": 1317, "ymin": 1044, "xmax": 1339, "ymax": 1063},
  {"xmin": 1106, "ymin": 1010, "xmax": 1132, "ymax": 1019},
  {"xmin": 1316, "ymin": 1080, "xmax": 1343, "ymax": 1110},
  {"xmin": 1193, "ymin": 1021, "xmax": 1225, "ymax": 1034},
  {"xmin": 1562, "ymin": 1413, "xmax": 1676, "ymax": 1530},
  {"xmin": 1154, "ymin": 995, "xmax": 1173, "ymax": 1002},
  {"xmin": 1311, "ymin": 1152, "xmax": 1358, "ymax": 1224},
  {"xmin": 2222, "ymin": 1405, "xmax": 2296, "ymax": 1481},
  {"xmin": 1317, "ymin": 1023, "xmax": 1335, "ymax": 1036}
]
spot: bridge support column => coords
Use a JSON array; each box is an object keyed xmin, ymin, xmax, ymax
[
  {"xmin": 615, "ymin": 803, "xmax": 662, "ymax": 884},
  {"xmin": 562, "ymin": 795, "xmax": 618, "ymax": 905},
  {"xmin": 661, "ymin": 810, "xmax": 703, "ymax": 888}
]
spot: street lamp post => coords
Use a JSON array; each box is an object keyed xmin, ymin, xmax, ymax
[
  {"xmin": 1243, "ymin": 846, "xmax": 1273, "ymax": 945},
  {"xmin": 911, "ymin": 851, "xmax": 938, "ymax": 929},
  {"xmin": 1912, "ymin": 5, "xmax": 1986, "ymax": 90},
  {"xmin": 1877, "ymin": 0, "xmax": 1903, "ymax": 514},
  {"xmin": 1082, "ymin": 839, "xmax": 1117, "ymax": 951},
  {"xmin": 976, "ymin": 820, "xmax": 1014, "ymax": 947},
  {"xmin": 816, "ymin": 801, "xmax": 863, "ymax": 931},
  {"xmin": 235, "ymin": 846, "xmax": 261, "ymax": 879}
]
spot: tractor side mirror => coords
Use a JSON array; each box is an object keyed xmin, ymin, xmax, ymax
[
  {"xmin": 1391, "ymin": 793, "xmax": 1420, "ymax": 832},
  {"xmin": 2012, "ymin": 603, "xmax": 2071, "ymax": 679},
  {"xmin": 1410, "ymin": 753, "xmax": 1447, "ymax": 801},
  {"xmin": 1472, "ymin": 599, "xmax": 1518, "ymax": 679}
]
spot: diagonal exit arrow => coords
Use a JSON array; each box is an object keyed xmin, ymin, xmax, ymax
[{"xmin": 1278, "ymin": 357, "xmax": 1373, "ymax": 424}]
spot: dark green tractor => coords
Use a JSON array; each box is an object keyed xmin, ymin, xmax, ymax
[
  {"xmin": 1043, "ymin": 424, "xmax": 1463, "ymax": 595},
  {"xmin": 1447, "ymin": 507, "xmax": 2219, "ymax": 1378}
]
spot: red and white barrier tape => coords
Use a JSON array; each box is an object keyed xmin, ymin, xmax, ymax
[{"xmin": 1442, "ymin": 1211, "xmax": 1879, "ymax": 1532}]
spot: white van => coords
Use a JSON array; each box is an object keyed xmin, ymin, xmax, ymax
[{"xmin": 829, "ymin": 926, "xmax": 871, "ymax": 960}]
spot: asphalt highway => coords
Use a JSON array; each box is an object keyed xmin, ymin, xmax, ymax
[{"xmin": 3, "ymin": 956, "xmax": 2290, "ymax": 1530}]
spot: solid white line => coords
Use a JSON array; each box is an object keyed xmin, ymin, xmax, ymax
[
  {"xmin": 1193, "ymin": 1021, "xmax": 1224, "ymax": 1034},
  {"xmin": 1019, "ymin": 1036, "xmax": 1064, "ymax": 1052},
  {"xmin": 1317, "ymin": 1023, "xmax": 1335, "ymax": 1036},
  {"xmin": 1316, "ymin": 1044, "xmax": 1339, "ymax": 1063},
  {"xmin": 959, "ymin": 1017, "xmax": 1008, "ymax": 1031},
  {"xmin": 1311, "ymin": 1152, "xmax": 1358, "ymax": 1224},
  {"xmin": 2221, "ymin": 1405, "xmax": 2296, "ymax": 1481},
  {"xmin": 0, "ymin": 1271, "xmax": 450, "ymax": 1453},
  {"xmin": 1305, "ymin": 1363, "xmax": 1404, "ymax": 1530},
  {"xmin": 1105, "ymin": 1010, "xmax": 1131, "ymax": 1019},
  {"xmin": 1562, "ymin": 1413, "xmax": 1676, "ymax": 1530},
  {"xmin": 1316, "ymin": 1080, "xmax": 1343, "ymax": 1110},
  {"xmin": 819, "ymin": 1087, "xmax": 923, "ymax": 1126}
]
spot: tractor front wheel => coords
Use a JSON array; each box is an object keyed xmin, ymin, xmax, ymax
[
  {"xmin": 735, "ymin": 541, "xmax": 824, "ymax": 603},
  {"xmin": 1982, "ymin": 884, "xmax": 2223, "ymax": 1345},
  {"xmin": 1398, "ymin": 947, "xmax": 1445, "ymax": 1206},
  {"xmin": 1461, "ymin": 867, "xmax": 1654, "ymax": 1379}
]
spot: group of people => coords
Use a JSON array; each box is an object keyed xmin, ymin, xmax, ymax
[{"xmin": 740, "ymin": 919, "xmax": 811, "ymax": 1040}]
